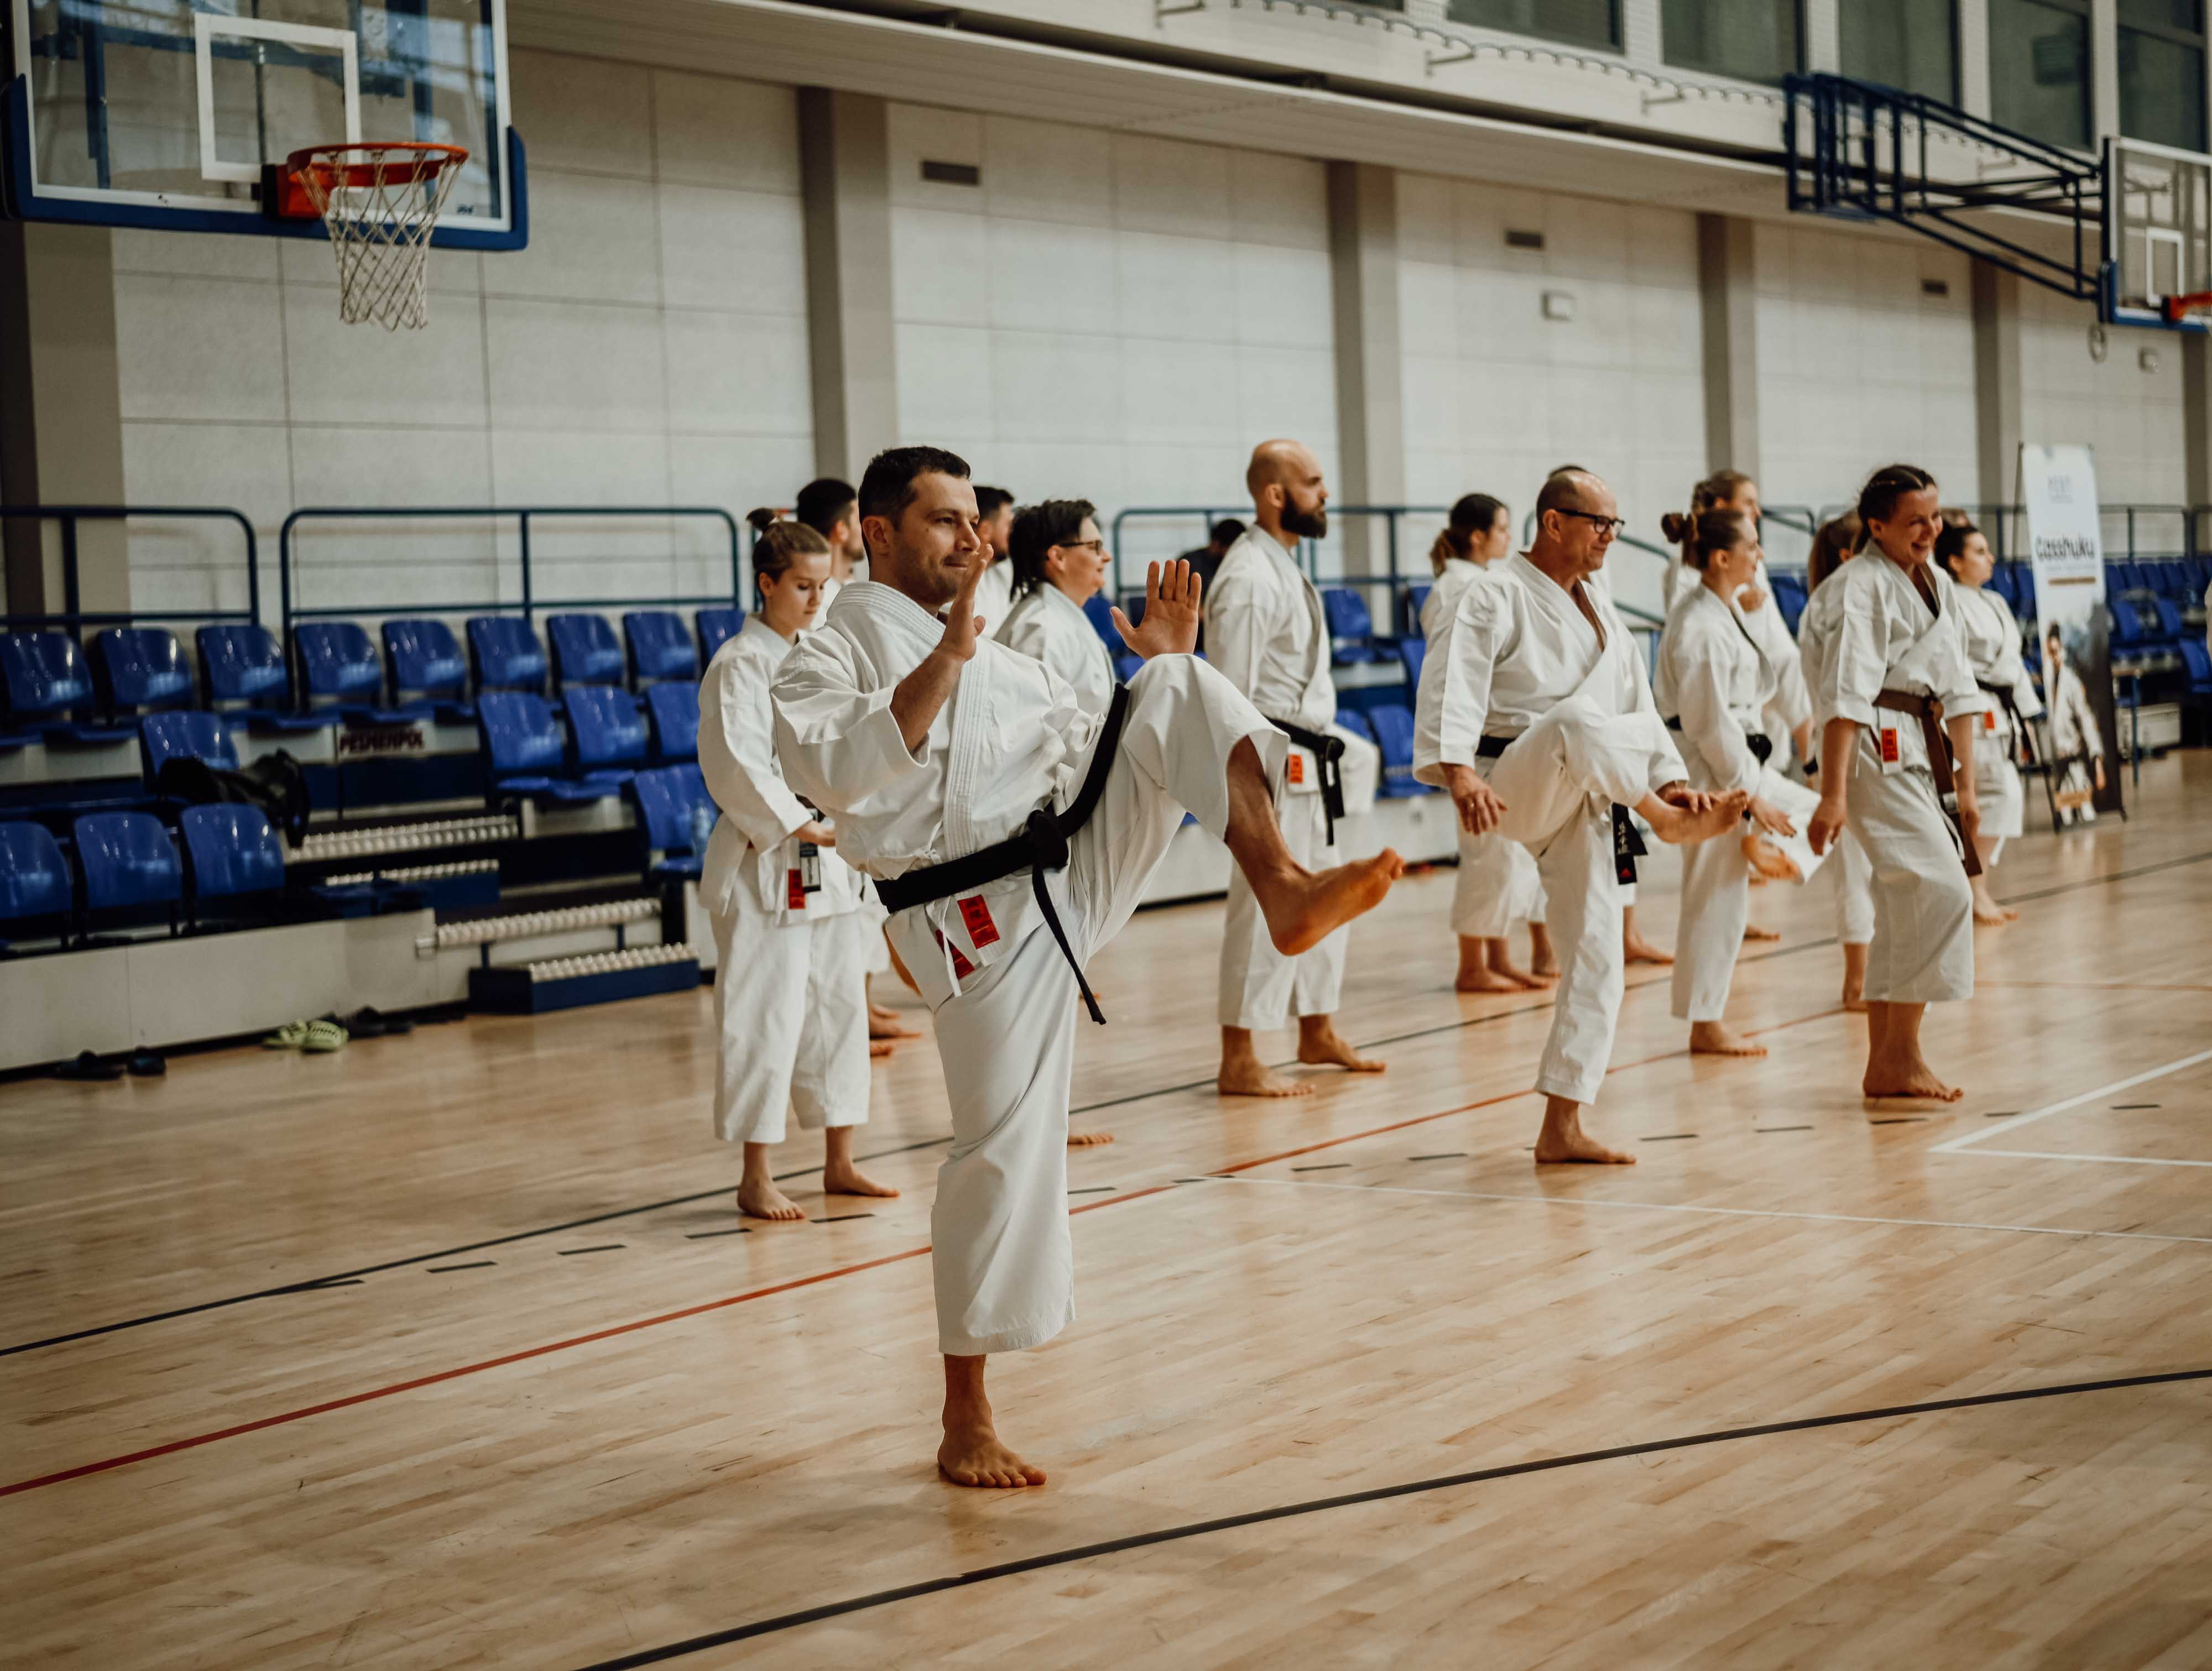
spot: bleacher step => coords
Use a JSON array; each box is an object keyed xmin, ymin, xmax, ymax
[
  {"xmin": 293, "ymin": 812, "xmax": 518, "ymax": 865},
  {"xmin": 467, "ymin": 943, "xmax": 699, "ymax": 1014},
  {"xmin": 424, "ymin": 893, "xmax": 660, "ymax": 952}
]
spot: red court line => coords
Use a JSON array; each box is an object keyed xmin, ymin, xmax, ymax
[{"xmin": 0, "ymin": 1006, "xmax": 1850, "ymax": 1500}]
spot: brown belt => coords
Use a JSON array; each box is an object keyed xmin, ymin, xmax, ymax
[{"xmin": 1871, "ymin": 690, "xmax": 1980, "ymax": 878}]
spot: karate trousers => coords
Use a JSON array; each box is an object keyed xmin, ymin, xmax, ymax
[
  {"xmin": 1452, "ymin": 826, "xmax": 1546, "ymax": 938},
  {"xmin": 1672, "ymin": 765, "xmax": 1823, "ymax": 1025},
  {"xmin": 1844, "ymin": 733, "xmax": 1974, "ymax": 1005},
  {"xmin": 903, "ymin": 656, "xmax": 1281, "ymax": 1356},
  {"xmin": 709, "ymin": 894, "xmax": 872, "ymax": 1146},
  {"xmin": 1974, "ymin": 740, "xmax": 2026, "ymax": 863},
  {"xmin": 1220, "ymin": 788, "xmax": 1343, "ymax": 1028}
]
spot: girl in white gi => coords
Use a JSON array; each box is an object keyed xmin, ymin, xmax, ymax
[
  {"xmin": 1653, "ymin": 509, "xmax": 1825, "ymax": 1059},
  {"xmin": 1807, "ymin": 467, "xmax": 1987, "ymax": 1103},
  {"xmin": 701, "ymin": 517, "xmax": 898, "ymax": 1221},
  {"xmin": 2042, "ymin": 625, "xmax": 2105, "ymax": 824},
  {"xmin": 1936, "ymin": 519, "xmax": 2040, "ymax": 922},
  {"xmin": 1426, "ymin": 494, "xmax": 1555, "ymax": 992},
  {"xmin": 1799, "ymin": 515, "xmax": 1876, "ymax": 1009},
  {"xmin": 996, "ymin": 499, "xmax": 1116, "ymax": 719}
]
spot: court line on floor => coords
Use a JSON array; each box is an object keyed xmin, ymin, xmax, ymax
[
  {"xmin": 1931, "ymin": 1047, "xmax": 2212, "ymax": 1155},
  {"xmin": 1204, "ymin": 1176, "xmax": 2212, "ymax": 1247},
  {"xmin": 562, "ymin": 1365, "xmax": 2212, "ymax": 1668},
  {"xmin": 1948, "ymin": 1149, "xmax": 2212, "ymax": 1170}
]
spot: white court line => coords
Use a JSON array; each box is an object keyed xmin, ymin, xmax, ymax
[
  {"xmin": 1204, "ymin": 1174, "xmax": 2212, "ymax": 1247},
  {"xmin": 1930, "ymin": 1047, "xmax": 2212, "ymax": 1156},
  {"xmin": 1954, "ymin": 1149, "xmax": 2212, "ymax": 1170}
]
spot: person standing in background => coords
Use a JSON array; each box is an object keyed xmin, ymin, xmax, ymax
[{"xmin": 972, "ymin": 486, "xmax": 1016, "ymax": 638}]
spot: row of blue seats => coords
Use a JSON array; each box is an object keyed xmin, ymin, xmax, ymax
[
  {"xmin": 0, "ymin": 608, "xmax": 747, "ymax": 740},
  {"xmin": 2112, "ymin": 596, "xmax": 2200, "ymax": 660},
  {"xmin": 0, "ymin": 806, "xmax": 284, "ymax": 945}
]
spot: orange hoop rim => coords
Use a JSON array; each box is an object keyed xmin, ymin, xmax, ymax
[
  {"xmin": 2161, "ymin": 289, "xmax": 2212, "ymax": 323},
  {"xmin": 285, "ymin": 141, "xmax": 469, "ymax": 189}
]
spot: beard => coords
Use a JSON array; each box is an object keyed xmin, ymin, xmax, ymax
[{"xmin": 1281, "ymin": 503, "xmax": 1328, "ymax": 540}]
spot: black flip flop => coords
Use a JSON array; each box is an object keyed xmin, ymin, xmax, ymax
[
  {"xmin": 53, "ymin": 1049, "xmax": 123, "ymax": 1082},
  {"xmin": 348, "ymin": 1006, "xmax": 413, "ymax": 1037},
  {"xmin": 127, "ymin": 1049, "xmax": 166, "ymax": 1077}
]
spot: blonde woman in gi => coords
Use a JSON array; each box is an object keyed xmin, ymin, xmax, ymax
[
  {"xmin": 1426, "ymin": 493, "xmax": 1554, "ymax": 992},
  {"xmin": 1935, "ymin": 518, "xmax": 2039, "ymax": 921},
  {"xmin": 701, "ymin": 515, "xmax": 899, "ymax": 1221}
]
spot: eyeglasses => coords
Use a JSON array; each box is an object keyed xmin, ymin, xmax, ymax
[
  {"xmin": 1054, "ymin": 539, "xmax": 1106, "ymax": 555},
  {"xmin": 1556, "ymin": 510, "xmax": 1624, "ymax": 536}
]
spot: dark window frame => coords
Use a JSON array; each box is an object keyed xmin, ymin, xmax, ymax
[
  {"xmin": 1659, "ymin": 0, "xmax": 1808, "ymax": 86},
  {"xmin": 1444, "ymin": 0, "xmax": 1624, "ymax": 53},
  {"xmin": 1838, "ymin": 0, "xmax": 1962, "ymax": 105},
  {"xmin": 2118, "ymin": 0, "xmax": 2207, "ymax": 151},
  {"xmin": 1990, "ymin": 0, "xmax": 2095, "ymax": 152}
]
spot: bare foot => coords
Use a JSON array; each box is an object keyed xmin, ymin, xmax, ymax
[
  {"xmin": 1624, "ymin": 931, "xmax": 1674, "ymax": 966},
  {"xmin": 1533, "ymin": 1101, "xmax": 1637, "ymax": 1165},
  {"xmin": 737, "ymin": 1178, "xmax": 808, "ymax": 1221},
  {"xmin": 1297, "ymin": 1019, "xmax": 1385, "ymax": 1074},
  {"xmin": 1741, "ymin": 832, "xmax": 1800, "ymax": 883},
  {"xmin": 1254, "ymin": 850, "xmax": 1404, "ymax": 958},
  {"xmin": 938, "ymin": 1423, "xmax": 1046, "ymax": 1489},
  {"xmin": 1841, "ymin": 989, "xmax": 1868, "ymax": 1014},
  {"xmin": 1690, "ymin": 1020, "xmax": 1768, "ymax": 1058},
  {"xmin": 1457, "ymin": 963, "xmax": 1524, "ymax": 993},
  {"xmin": 1741, "ymin": 921, "xmax": 1783, "ymax": 941},
  {"xmin": 1218, "ymin": 1058, "xmax": 1313, "ymax": 1098},
  {"xmin": 869, "ymin": 1039, "xmax": 898, "ymax": 1059},
  {"xmin": 1644, "ymin": 790, "xmax": 1750, "ymax": 845},
  {"xmin": 869, "ymin": 1004, "xmax": 921, "ymax": 1041},
  {"xmin": 1530, "ymin": 955, "xmax": 1560, "ymax": 979},
  {"xmin": 1067, "ymin": 1130, "xmax": 1114, "ymax": 1147},
  {"xmin": 1864, "ymin": 1066, "xmax": 1964, "ymax": 1101},
  {"xmin": 823, "ymin": 1161, "xmax": 900, "ymax": 1199}
]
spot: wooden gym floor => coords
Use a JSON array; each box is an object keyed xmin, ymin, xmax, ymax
[{"xmin": 4, "ymin": 752, "xmax": 2210, "ymax": 1669}]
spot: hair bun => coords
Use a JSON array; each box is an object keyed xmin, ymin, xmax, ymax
[
  {"xmin": 1660, "ymin": 511, "xmax": 1689, "ymax": 544},
  {"xmin": 744, "ymin": 506, "xmax": 779, "ymax": 535}
]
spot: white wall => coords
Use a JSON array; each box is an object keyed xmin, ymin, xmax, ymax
[
  {"xmin": 1397, "ymin": 172, "xmax": 1707, "ymax": 622},
  {"xmin": 112, "ymin": 49, "xmax": 811, "ymax": 631},
  {"xmin": 884, "ymin": 105, "xmax": 1338, "ymax": 581}
]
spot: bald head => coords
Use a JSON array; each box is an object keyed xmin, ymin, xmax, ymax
[
  {"xmin": 1527, "ymin": 468, "xmax": 1618, "ymax": 587},
  {"xmin": 1246, "ymin": 438, "xmax": 1329, "ymax": 544}
]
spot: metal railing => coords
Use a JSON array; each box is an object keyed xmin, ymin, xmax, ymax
[{"xmin": 0, "ymin": 504, "xmax": 259, "ymax": 631}]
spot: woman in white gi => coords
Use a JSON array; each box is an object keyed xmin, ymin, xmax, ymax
[
  {"xmin": 996, "ymin": 499, "xmax": 1116, "ymax": 719},
  {"xmin": 701, "ymin": 516, "xmax": 898, "ymax": 1221},
  {"xmin": 1654, "ymin": 509, "xmax": 1824, "ymax": 1059},
  {"xmin": 1798, "ymin": 514, "xmax": 1876, "ymax": 1010},
  {"xmin": 1426, "ymin": 493, "xmax": 1555, "ymax": 992},
  {"xmin": 1936, "ymin": 519, "xmax": 2040, "ymax": 921},
  {"xmin": 2042, "ymin": 624, "xmax": 2105, "ymax": 824},
  {"xmin": 1807, "ymin": 466, "xmax": 1987, "ymax": 1103}
]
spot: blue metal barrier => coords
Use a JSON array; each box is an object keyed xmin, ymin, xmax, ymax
[{"xmin": 0, "ymin": 504, "xmax": 259, "ymax": 631}]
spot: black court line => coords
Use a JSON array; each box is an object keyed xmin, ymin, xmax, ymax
[
  {"xmin": 1756, "ymin": 1125, "xmax": 1814, "ymax": 1133},
  {"xmin": 1871, "ymin": 1117, "xmax": 1929, "ymax": 1126},
  {"xmin": 1410, "ymin": 1152, "xmax": 1466, "ymax": 1162},
  {"xmin": 684, "ymin": 1229, "xmax": 750, "ymax": 1240},
  {"xmin": 565, "ymin": 1365, "xmax": 2212, "ymax": 1669},
  {"xmin": 1986, "ymin": 1110, "xmax": 2021, "ymax": 1118},
  {"xmin": 556, "ymin": 1245, "xmax": 626, "ymax": 1257},
  {"xmin": 1290, "ymin": 1162, "xmax": 1351, "ymax": 1172},
  {"xmin": 2114, "ymin": 1103, "xmax": 2162, "ymax": 1110},
  {"xmin": 1066, "ymin": 1186, "xmax": 1117, "ymax": 1196},
  {"xmin": 1642, "ymin": 1133, "xmax": 1698, "ymax": 1142},
  {"xmin": 811, "ymin": 1214, "xmax": 875, "ymax": 1225},
  {"xmin": 15, "ymin": 848, "xmax": 2208, "ymax": 1364},
  {"xmin": 426, "ymin": 1262, "xmax": 496, "ymax": 1273}
]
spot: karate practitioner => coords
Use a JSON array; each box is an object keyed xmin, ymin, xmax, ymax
[
  {"xmin": 1653, "ymin": 509, "xmax": 1825, "ymax": 1059},
  {"xmin": 1426, "ymin": 493, "xmax": 1554, "ymax": 992},
  {"xmin": 1799, "ymin": 514, "xmax": 1875, "ymax": 1010},
  {"xmin": 773, "ymin": 445, "xmax": 1401, "ymax": 1487},
  {"xmin": 1415, "ymin": 469, "xmax": 1746, "ymax": 1164},
  {"xmin": 1936, "ymin": 520, "xmax": 2040, "ymax": 922},
  {"xmin": 1806, "ymin": 466, "xmax": 1986, "ymax": 1102},
  {"xmin": 1209, "ymin": 439, "xmax": 1388, "ymax": 1098},
  {"xmin": 971, "ymin": 485, "xmax": 1016, "ymax": 638},
  {"xmin": 997, "ymin": 498, "xmax": 1117, "ymax": 719},
  {"xmin": 2042, "ymin": 625, "xmax": 2105, "ymax": 825},
  {"xmin": 701, "ymin": 517, "xmax": 899, "ymax": 1221}
]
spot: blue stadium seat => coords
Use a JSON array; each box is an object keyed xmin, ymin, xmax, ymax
[
  {"xmin": 1404, "ymin": 585, "xmax": 1431, "ymax": 636},
  {"xmin": 1081, "ymin": 593, "xmax": 1119, "ymax": 646},
  {"xmin": 645, "ymin": 680, "xmax": 699, "ymax": 762},
  {"xmin": 546, "ymin": 613, "xmax": 626, "ymax": 690},
  {"xmin": 630, "ymin": 763, "xmax": 712, "ymax": 880},
  {"xmin": 1397, "ymin": 638, "xmax": 1426, "ymax": 692},
  {"xmin": 1322, "ymin": 587, "xmax": 1387, "ymax": 664},
  {"xmin": 93, "ymin": 628, "xmax": 195, "ymax": 716},
  {"xmin": 1113, "ymin": 650, "xmax": 1143, "ymax": 681},
  {"xmin": 296, "ymin": 622, "xmax": 422, "ymax": 723},
  {"xmin": 1333, "ymin": 708, "xmax": 1375, "ymax": 744},
  {"xmin": 0, "ymin": 631, "xmax": 134, "ymax": 742},
  {"xmin": 141, "ymin": 711, "xmax": 239, "ymax": 780},
  {"xmin": 195, "ymin": 625, "xmax": 334, "ymax": 733},
  {"xmin": 1769, "ymin": 572, "xmax": 1809, "ymax": 634},
  {"xmin": 1986, "ymin": 565, "xmax": 2018, "ymax": 613},
  {"xmin": 2108, "ymin": 599, "xmax": 2145, "ymax": 650},
  {"xmin": 468, "ymin": 616, "xmax": 550, "ymax": 696},
  {"xmin": 2150, "ymin": 597, "xmax": 2189, "ymax": 646},
  {"xmin": 2148, "ymin": 558, "xmax": 2194, "ymax": 600},
  {"xmin": 1365, "ymin": 704, "xmax": 1432, "ymax": 797},
  {"xmin": 565, "ymin": 685, "xmax": 648, "ymax": 782},
  {"xmin": 72, "ymin": 811, "xmax": 182, "ymax": 925},
  {"xmin": 624, "ymin": 611, "xmax": 699, "ymax": 685},
  {"xmin": 2181, "ymin": 638, "xmax": 2212, "ymax": 698},
  {"xmin": 695, "ymin": 607, "xmax": 744, "ymax": 664},
  {"xmin": 383, "ymin": 619, "xmax": 474, "ymax": 720},
  {"xmin": 477, "ymin": 691, "xmax": 615, "ymax": 803},
  {"xmin": 0, "ymin": 820, "xmax": 73, "ymax": 941},
  {"xmin": 179, "ymin": 803, "xmax": 286, "ymax": 904}
]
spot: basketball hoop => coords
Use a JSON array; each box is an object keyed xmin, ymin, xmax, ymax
[
  {"xmin": 2160, "ymin": 290, "xmax": 2212, "ymax": 325},
  {"xmin": 279, "ymin": 143, "xmax": 468, "ymax": 330}
]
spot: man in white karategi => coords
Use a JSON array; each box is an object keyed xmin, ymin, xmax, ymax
[
  {"xmin": 971, "ymin": 484, "xmax": 1016, "ymax": 638},
  {"xmin": 1807, "ymin": 466, "xmax": 1985, "ymax": 1102},
  {"xmin": 1208, "ymin": 438, "xmax": 1387, "ymax": 1097},
  {"xmin": 773, "ymin": 446, "xmax": 1402, "ymax": 1489},
  {"xmin": 1415, "ymin": 469, "xmax": 1746, "ymax": 1164}
]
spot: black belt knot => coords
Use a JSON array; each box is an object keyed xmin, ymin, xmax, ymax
[{"xmin": 1271, "ymin": 718, "xmax": 1348, "ymax": 844}]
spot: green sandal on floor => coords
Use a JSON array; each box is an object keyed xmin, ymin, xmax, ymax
[
  {"xmin": 300, "ymin": 1019, "xmax": 348, "ymax": 1053},
  {"xmin": 262, "ymin": 1021, "xmax": 312, "ymax": 1050}
]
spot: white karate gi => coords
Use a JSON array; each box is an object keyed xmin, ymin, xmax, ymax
[
  {"xmin": 773, "ymin": 582, "xmax": 1283, "ymax": 1356},
  {"xmin": 1943, "ymin": 575, "xmax": 2040, "ymax": 852},
  {"xmin": 1666, "ymin": 557, "xmax": 1811, "ymax": 765},
  {"xmin": 972, "ymin": 558, "xmax": 1014, "ymax": 640},
  {"xmin": 996, "ymin": 582, "xmax": 1118, "ymax": 720},
  {"xmin": 1426, "ymin": 558, "xmax": 1545, "ymax": 937},
  {"xmin": 698, "ymin": 618, "xmax": 873, "ymax": 1146},
  {"xmin": 1415, "ymin": 552, "xmax": 1687, "ymax": 1105},
  {"xmin": 1207, "ymin": 528, "xmax": 1380, "ymax": 1030},
  {"xmin": 2044, "ymin": 651, "xmax": 2103, "ymax": 823},
  {"xmin": 1796, "ymin": 573, "xmax": 1876, "ymax": 946},
  {"xmin": 1811, "ymin": 554, "xmax": 1987, "ymax": 1005}
]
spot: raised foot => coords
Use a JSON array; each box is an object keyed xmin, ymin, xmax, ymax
[
  {"xmin": 1864, "ymin": 1068, "xmax": 1964, "ymax": 1103},
  {"xmin": 1256, "ymin": 849, "xmax": 1404, "ymax": 959},
  {"xmin": 938, "ymin": 1427, "xmax": 1047, "ymax": 1489},
  {"xmin": 1067, "ymin": 1130, "xmax": 1115, "ymax": 1147},
  {"xmin": 1741, "ymin": 833, "xmax": 1801, "ymax": 884},
  {"xmin": 1532, "ymin": 1131, "xmax": 1639, "ymax": 1165},
  {"xmin": 737, "ymin": 1179, "xmax": 808, "ymax": 1221},
  {"xmin": 823, "ymin": 1162, "xmax": 900, "ymax": 1199},
  {"xmin": 1647, "ymin": 791, "xmax": 1750, "ymax": 846},
  {"xmin": 1689, "ymin": 1021, "xmax": 1768, "ymax": 1058},
  {"xmin": 1218, "ymin": 1061, "xmax": 1314, "ymax": 1099}
]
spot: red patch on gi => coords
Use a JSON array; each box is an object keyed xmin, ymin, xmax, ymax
[
  {"xmin": 958, "ymin": 894, "xmax": 1000, "ymax": 947},
  {"xmin": 786, "ymin": 869, "xmax": 807, "ymax": 910},
  {"xmin": 1287, "ymin": 752, "xmax": 1305, "ymax": 786},
  {"xmin": 932, "ymin": 928, "xmax": 977, "ymax": 980},
  {"xmin": 1879, "ymin": 727, "xmax": 1900, "ymax": 764}
]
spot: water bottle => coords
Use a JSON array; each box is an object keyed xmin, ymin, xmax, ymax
[{"xmin": 690, "ymin": 800, "xmax": 717, "ymax": 857}]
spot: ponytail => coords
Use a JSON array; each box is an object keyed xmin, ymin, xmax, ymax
[
  {"xmin": 745, "ymin": 507, "xmax": 830, "ymax": 598},
  {"xmin": 1807, "ymin": 512, "xmax": 1863, "ymax": 592},
  {"xmin": 1672, "ymin": 509, "xmax": 1752, "ymax": 573},
  {"xmin": 1433, "ymin": 492, "xmax": 1506, "ymax": 575}
]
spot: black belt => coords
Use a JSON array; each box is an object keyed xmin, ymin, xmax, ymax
[
  {"xmin": 1664, "ymin": 715, "xmax": 1772, "ymax": 762},
  {"xmin": 1477, "ymin": 733, "xmax": 1642, "ymax": 888},
  {"xmin": 1976, "ymin": 678, "xmax": 2038, "ymax": 768},
  {"xmin": 1271, "ymin": 718, "xmax": 1347, "ymax": 845},
  {"xmin": 873, "ymin": 683, "xmax": 1130, "ymax": 1024}
]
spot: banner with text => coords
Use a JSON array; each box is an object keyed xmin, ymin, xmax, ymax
[{"xmin": 2019, "ymin": 443, "xmax": 2124, "ymax": 822}]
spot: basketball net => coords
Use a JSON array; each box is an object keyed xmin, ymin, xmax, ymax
[{"xmin": 288, "ymin": 143, "xmax": 468, "ymax": 330}]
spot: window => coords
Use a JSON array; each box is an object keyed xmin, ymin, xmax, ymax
[
  {"xmin": 1840, "ymin": 0, "xmax": 1959, "ymax": 103},
  {"xmin": 1661, "ymin": 0, "xmax": 1802, "ymax": 85},
  {"xmin": 1990, "ymin": 0, "xmax": 2092, "ymax": 150},
  {"xmin": 1449, "ymin": 0, "xmax": 1622, "ymax": 51},
  {"xmin": 2120, "ymin": 0, "xmax": 2208, "ymax": 152}
]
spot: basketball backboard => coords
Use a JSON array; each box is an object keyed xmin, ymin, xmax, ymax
[
  {"xmin": 2, "ymin": 0, "xmax": 523, "ymax": 249},
  {"xmin": 2102, "ymin": 135, "xmax": 2211, "ymax": 330}
]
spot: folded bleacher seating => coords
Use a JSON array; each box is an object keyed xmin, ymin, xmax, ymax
[
  {"xmin": 1322, "ymin": 587, "xmax": 1389, "ymax": 664},
  {"xmin": 73, "ymin": 810, "xmax": 182, "ymax": 934},
  {"xmin": 467, "ymin": 616, "xmax": 551, "ymax": 696},
  {"xmin": 0, "ymin": 820, "xmax": 73, "ymax": 945},
  {"xmin": 179, "ymin": 803, "xmax": 286, "ymax": 916},
  {"xmin": 1365, "ymin": 704, "xmax": 1432, "ymax": 797},
  {"xmin": 2149, "ymin": 597, "xmax": 2189, "ymax": 647},
  {"xmin": 546, "ymin": 613, "xmax": 626, "ymax": 691},
  {"xmin": 2182, "ymin": 639, "xmax": 2212, "ymax": 700},
  {"xmin": 195, "ymin": 624, "xmax": 334, "ymax": 733},
  {"xmin": 1082, "ymin": 593, "xmax": 1118, "ymax": 646},
  {"xmin": 1404, "ymin": 585, "xmax": 1431, "ymax": 636},
  {"xmin": 383, "ymin": 619, "xmax": 476, "ymax": 720},
  {"xmin": 141, "ymin": 711, "xmax": 239, "ymax": 782},
  {"xmin": 1769, "ymin": 572, "xmax": 1809, "ymax": 634},
  {"xmin": 295, "ymin": 621, "xmax": 424, "ymax": 724},
  {"xmin": 1, "ymin": 631, "xmax": 136, "ymax": 743},
  {"xmin": 1398, "ymin": 637, "xmax": 1426, "ymax": 690},
  {"xmin": 624, "ymin": 611, "xmax": 699, "ymax": 686},
  {"xmin": 477, "ymin": 690, "xmax": 617, "ymax": 803},
  {"xmin": 630, "ymin": 763, "xmax": 712, "ymax": 880},
  {"xmin": 644, "ymin": 680, "xmax": 699, "ymax": 763},
  {"xmin": 93, "ymin": 627, "xmax": 195, "ymax": 717},
  {"xmin": 695, "ymin": 607, "xmax": 744, "ymax": 664},
  {"xmin": 565, "ymin": 685, "xmax": 648, "ymax": 785}
]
